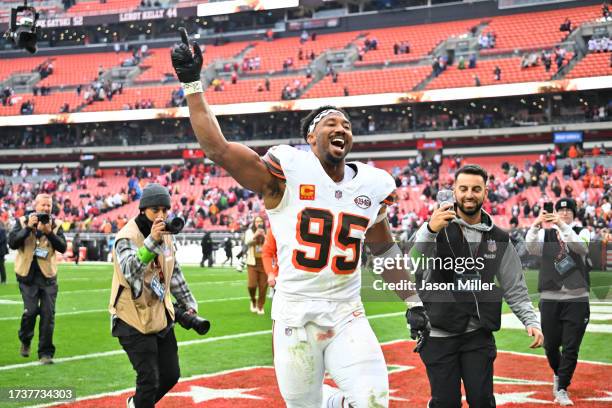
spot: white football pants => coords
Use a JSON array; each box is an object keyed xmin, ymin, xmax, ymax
[{"xmin": 273, "ymin": 315, "xmax": 389, "ymax": 408}]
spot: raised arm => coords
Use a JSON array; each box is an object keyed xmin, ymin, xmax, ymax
[{"xmin": 171, "ymin": 28, "xmax": 279, "ymax": 196}]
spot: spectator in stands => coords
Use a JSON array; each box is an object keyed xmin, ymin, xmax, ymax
[
  {"xmin": 458, "ymin": 56, "xmax": 465, "ymax": 70},
  {"xmin": 20, "ymin": 100, "xmax": 34, "ymax": 115},
  {"xmin": 494, "ymin": 65, "xmax": 501, "ymax": 81},
  {"xmin": 300, "ymin": 30, "xmax": 308, "ymax": 44},
  {"xmin": 265, "ymin": 77, "xmax": 270, "ymax": 91},
  {"xmin": 1, "ymin": 86, "xmax": 13, "ymax": 106},
  {"xmin": 473, "ymin": 74, "xmax": 481, "ymax": 87},
  {"xmin": 344, "ymin": 86, "xmax": 350, "ymax": 96},
  {"xmin": 432, "ymin": 58, "xmax": 441, "ymax": 77},
  {"xmin": 559, "ymin": 18, "xmax": 572, "ymax": 33},
  {"xmin": 468, "ymin": 53, "xmax": 476, "ymax": 69}
]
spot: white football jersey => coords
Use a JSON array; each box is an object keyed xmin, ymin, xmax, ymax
[{"xmin": 263, "ymin": 144, "xmax": 396, "ymax": 302}]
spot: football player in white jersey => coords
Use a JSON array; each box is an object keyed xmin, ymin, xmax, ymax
[{"xmin": 171, "ymin": 29, "xmax": 427, "ymax": 408}]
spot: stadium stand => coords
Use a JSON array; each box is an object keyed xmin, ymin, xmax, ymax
[
  {"xmin": 136, "ymin": 42, "xmax": 251, "ymax": 83},
  {"xmin": 0, "ymin": 56, "xmax": 49, "ymax": 82},
  {"xmin": 64, "ymin": 0, "xmax": 141, "ymax": 16},
  {"xmin": 304, "ymin": 65, "xmax": 431, "ymax": 98},
  {"xmin": 37, "ymin": 52, "xmax": 133, "ymax": 87},
  {"xmin": 0, "ymin": 90, "xmax": 83, "ymax": 115},
  {"xmin": 354, "ymin": 19, "xmax": 481, "ymax": 66},
  {"xmin": 425, "ymin": 55, "xmax": 566, "ymax": 90},
  {"xmin": 479, "ymin": 5, "xmax": 600, "ymax": 54},
  {"xmin": 244, "ymin": 31, "xmax": 361, "ymax": 74},
  {"xmin": 565, "ymin": 51, "xmax": 612, "ymax": 78}
]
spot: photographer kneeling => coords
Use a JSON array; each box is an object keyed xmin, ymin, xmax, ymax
[{"xmin": 109, "ymin": 183, "xmax": 207, "ymax": 408}]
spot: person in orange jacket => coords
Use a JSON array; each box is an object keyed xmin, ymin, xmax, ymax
[{"xmin": 261, "ymin": 229, "xmax": 278, "ymax": 288}]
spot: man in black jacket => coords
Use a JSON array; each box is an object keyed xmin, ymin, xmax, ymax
[
  {"xmin": 0, "ymin": 221, "xmax": 8, "ymax": 284},
  {"xmin": 408, "ymin": 165, "xmax": 543, "ymax": 408},
  {"xmin": 8, "ymin": 194, "xmax": 66, "ymax": 364}
]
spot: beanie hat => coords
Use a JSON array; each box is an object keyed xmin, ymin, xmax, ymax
[
  {"xmin": 555, "ymin": 197, "xmax": 576, "ymax": 216},
  {"xmin": 139, "ymin": 183, "xmax": 171, "ymax": 210}
]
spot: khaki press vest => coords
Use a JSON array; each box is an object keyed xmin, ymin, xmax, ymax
[
  {"xmin": 109, "ymin": 218, "xmax": 175, "ymax": 335},
  {"xmin": 14, "ymin": 216, "xmax": 62, "ymax": 279}
]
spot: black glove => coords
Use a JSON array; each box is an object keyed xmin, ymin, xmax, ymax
[
  {"xmin": 171, "ymin": 27, "xmax": 203, "ymax": 83},
  {"xmin": 406, "ymin": 306, "xmax": 431, "ymax": 353}
]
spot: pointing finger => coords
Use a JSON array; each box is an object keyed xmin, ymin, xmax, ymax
[
  {"xmin": 192, "ymin": 40, "xmax": 202, "ymax": 61},
  {"xmin": 178, "ymin": 27, "xmax": 189, "ymax": 46}
]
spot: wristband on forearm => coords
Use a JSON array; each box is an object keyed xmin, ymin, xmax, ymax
[
  {"xmin": 182, "ymin": 80, "xmax": 204, "ymax": 95},
  {"xmin": 137, "ymin": 245, "xmax": 156, "ymax": 264}
]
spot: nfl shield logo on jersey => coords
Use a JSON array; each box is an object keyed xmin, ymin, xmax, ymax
[
  {"xmin": 487, "ymin": 239, "xmax": 497, "ymax": 252},
  {"xmin": 335, "ymin": 190, "xmax": 342, "ymax": 199}
]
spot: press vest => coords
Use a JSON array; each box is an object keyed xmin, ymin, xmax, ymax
[
  {"xmin": 109, "ymin": 219, "xmax": 175, "ymax": 335},
  {"xmin": 14, "ymin": 216, "xmax": 62, "ymax": 279},
  {"xmin": 418, "ymin": 222, "xmax": 507, "ymax": 334},
  {"xmin": 538, "ymin": 227, "xmax": 590, "ymax": 292}
]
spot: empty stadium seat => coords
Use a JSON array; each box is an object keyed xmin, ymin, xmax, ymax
[
  {"xmin": 355, "ymin": 19, "xmax": 482, "ymax": 66},
  {"xmin": 480, "ymin": 5, "xmax": 599, "ymax": 54},
  {"xmin": 426, "ymin": 56, "xmax": 567, "ymax": 89},
  {"xmin": 565, "ymin": 52, "xmax": 612, "ymax": 79},
  {"xmin": 304, "ymin": 65, "xmax": 431, "ymax": 98},
  {"xmin": 38, "ymin": 52, "xmax": 133, "ymax": 87}
]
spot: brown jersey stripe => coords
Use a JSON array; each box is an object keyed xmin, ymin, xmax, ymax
[
  {"xmin": 265, "ymin": 151, "xmax": 282, "ymax": 167},
  {"xmin": 263, "ymin": 159, "xmax": 286, "ymax": 180},
  {"xmin": 381, "ymin": 191, "xmax": 397, "ymax": 205}
]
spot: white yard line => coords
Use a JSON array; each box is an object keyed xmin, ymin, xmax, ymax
[
  {"xmin": 501, "ymin": 313, "xmax": 612, "ymax": 333},
  {"xmin": 0, "ymin": 297, "xmax": 253, "ymax": 321},
  {"xmin": 0, "ymin": 311, "xmax": 405, "ymax": 372},
  {"xmin": 0, "ymin": 280, "xmax": 244, "ymax": 298}
]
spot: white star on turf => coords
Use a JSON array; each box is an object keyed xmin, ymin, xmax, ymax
[
  {"xmin": 583, "ymin": 391, "xmax": 612, "ymax": 402},
  {"xmin": 167, "ymin": 385, "xmax": 263, "ymax": 403},
  {"xmin": 493, "ymin": 391, "xmax": 552, "ymax": 405},
  {"xmin": 389, "ymin": 389, "xmax": 409, "ymax": 402}
]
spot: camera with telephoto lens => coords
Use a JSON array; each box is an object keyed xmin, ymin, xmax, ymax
[
  {"xmin": 4, "ymin": 1, "xmax": 39, "ymax": 54},
  {"xmin": 164, "ymin": 216, "xmax": 185, "ymax": 234},
  {"xmin": 173, "ymin": 302, "xmax": 210, "ymax": 335},
  {"xmin": 36, "ymin": 212, "xmax": 50, "ymax": 225}
]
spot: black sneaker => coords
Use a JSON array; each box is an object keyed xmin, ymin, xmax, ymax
[{"xmin": 20, "ymin": 343, "xmax": 30, "ymax": 358}]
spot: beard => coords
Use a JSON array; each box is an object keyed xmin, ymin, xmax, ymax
[
  {"xmin": 457, "ymin": 199, "xmax": 483, "ymax": 216},
  {"xmin": 324, "ymin": 150, "xmax": 344, "ymax": 165}
]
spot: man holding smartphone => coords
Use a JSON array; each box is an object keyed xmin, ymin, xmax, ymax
[
  {"xmin": 525, "ymin": 197, "xmax": 591, "ymax": 406},
  {"xmin": 408, "ymin": 165, "xmax": 542, "ymax": 408}
]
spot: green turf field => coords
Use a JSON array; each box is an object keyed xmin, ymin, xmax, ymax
[{"xmin": 0, "ymin": 263, "xmax": 610, "ymax": 407}]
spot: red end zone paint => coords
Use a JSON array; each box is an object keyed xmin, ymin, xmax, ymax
[{"xmin": 54, "ymin": 341, "xmax": 612, "ymax": 407}]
